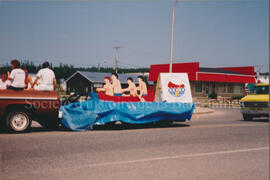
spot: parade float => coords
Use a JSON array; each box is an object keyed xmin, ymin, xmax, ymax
[{"xmin": 60, "ymin": 73, "xmax": 195, "ymax": 131}]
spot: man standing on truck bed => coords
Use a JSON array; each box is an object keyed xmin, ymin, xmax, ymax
[
  {"xmin": 7, "ymin": 59, "xmax": 25, "ymax": 91},
  {"xmin": 32, "ymin": 61, "xmax": 57, "ymax": 91}
]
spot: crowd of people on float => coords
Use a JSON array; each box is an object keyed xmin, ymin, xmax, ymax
[
  {"xmin": 96, "ymin": 73, "xmax": 148, "ymax": 101},
  {"xmin": 0, "ymin": 59, "xmax": 56, "ymax": 91}
]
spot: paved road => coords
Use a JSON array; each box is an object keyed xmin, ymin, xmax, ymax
[{"xmin": 0, "ymin": 109, "xmax": 268, "ymax": 180}]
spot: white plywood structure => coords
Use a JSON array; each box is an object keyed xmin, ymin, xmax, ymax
[{"xmin": 155, "ymin": 73, "xmax": 193, "ymax": 103}]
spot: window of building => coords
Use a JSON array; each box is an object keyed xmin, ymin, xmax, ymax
[
  {"xmin": 218, "ymin": 83, "xmax": 226, "ymax": 93},
  {"xmin": 227, "ymin": 84, "xmax": 234, "ymax": 93},
  {"xmin": 233, "ymin": 84, "xmax": 242, "ymax": 94},
  {"xmin": 222, "ymin": 83, "xmax": 242, "ymax": 94},
  {"xmin": 195, "ymin": 82, "xmax": 203, "ymax": 93},
  {"xmin": 94, "ymin": 83, "xmax": 103, "ymax": 88}
]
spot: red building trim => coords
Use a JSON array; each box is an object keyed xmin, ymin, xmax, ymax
[
  {"xmin": 197, "ymin": 72, "xmax": 255, "ymax": 83},
  {"xmin": 149, "ymin": 62, "xmax": 256, "ymax": 84},
  {"xmin": 217, "ymin": 66, "xmax": 255, "ymax": 76}
]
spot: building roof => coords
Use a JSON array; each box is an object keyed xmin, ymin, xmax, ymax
[
  {"xmin": 148, "ymin": 62, "xmax": 256, "ymax": 84},
  {"xmin": 199, "ymin": 67, "xmax": 243, "ymax": 75},
  {"xmin": 149, "ymin": 62, "xmax": 199, "ymax": 82},
  {"xmin": 66, "ymin": 71, "xmax": 140, "ymax": 83},
  {"xmin": 258, "ymin": 72, "xmax": 269, "ymax": 76}
]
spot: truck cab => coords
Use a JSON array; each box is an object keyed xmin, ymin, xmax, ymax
[
  {"xmin": 240, "ymin": 83, "xmax": 269, "ymax": 121},
  {"xmin": 0, "ymin": 90, "xmax": 61, "ymax": 132}
]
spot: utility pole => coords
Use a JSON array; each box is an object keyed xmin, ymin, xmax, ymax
[
  {"xmin": 169, "ymin": 0, "xmax": 178, "ymax": 73},
  {"xmin": 255, "ymin": 65, "xmax": 262, "ymax": 81},
  {"xmin": 113, "ymin": 46, "xmax": 120, "ymax": 73},
  {"xmin": 98, "ymin": 63, "xmax": 100, "ymax": 72},
  {"xmin": 255, "ymin": 65, "xmax": 262, "ymax": 74}
]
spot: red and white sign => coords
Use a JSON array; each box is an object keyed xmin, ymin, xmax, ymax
[{"xmin": 156, "ymin": 73, "xmax": 193, "ymax": 103}]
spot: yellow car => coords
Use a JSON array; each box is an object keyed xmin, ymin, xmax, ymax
[{"xmin": 240, "ymin": 83, "xmax": 269, "ymax": 121}]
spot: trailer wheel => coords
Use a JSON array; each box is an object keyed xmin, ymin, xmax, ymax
[{"xmin": 6, "ymin": 111, "xmax": 32, "ymax": 132}]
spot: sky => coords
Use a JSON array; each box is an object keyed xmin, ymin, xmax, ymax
[{"xmin": 0, "ymin": 1, "xmax": 268, "ymax": 72}]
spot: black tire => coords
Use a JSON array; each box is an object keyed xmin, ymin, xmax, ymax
[
  {"xmin": 5, "ymin": 111, "xmax": 32, "ymax": 132},
  {"xmin": 243, "ymin": 114, "xmax": 253, "ymax": 121}
]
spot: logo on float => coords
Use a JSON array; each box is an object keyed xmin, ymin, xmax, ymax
[{"xmin": 168, "ymin": 82, "xmax": 185, "ymax": 97}]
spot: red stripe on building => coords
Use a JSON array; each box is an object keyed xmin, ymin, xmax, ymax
[
  {"xmin": 197, "ymin": 72, "xmax": 255, "ymax": 83},
  {"xmin": 217, "ymin": 66, "xmax": 255, "ymax": 76}
]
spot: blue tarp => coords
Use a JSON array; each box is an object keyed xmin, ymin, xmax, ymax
[{"xmin": 60, "ymin": 93, "xmax": 195, "ymax": 131}]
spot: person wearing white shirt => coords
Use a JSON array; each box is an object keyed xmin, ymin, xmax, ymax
[
  {"xmin": 7, "ymin": 59, "xmax": 25, "ymax": 91},
  {"xmin": 0, "ymin": 80, "xmax": 6, "ymax": 90},
  {"xmin": 32, "ymin": 61, "xmax": 57, "ymax": 91},
  {"xmin": 0, "ymin": 73, "xmax": 8, "ymax": 90}
]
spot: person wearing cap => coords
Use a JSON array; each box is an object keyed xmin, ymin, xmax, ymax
[
  {"xmin": 32, "ymin": 61, "xmax": 57, "ymax": 91},
  {"xmin": 7, "ymin": 59, "xmax": 25, "ymax": 91},
  {"xmin": 111, "ymin": 73, "xmax": 122, "ymax": 96},
  {"xmin": 122, "ymin": 77, "xmax": 138, "ymax": 97},
  {"xmin": 137, "ymin": 75, "xmax": 148, "ymax": 100},
  {"xmin": 96, "ymin": 76, "xmax": 113, "ymax": 96}
]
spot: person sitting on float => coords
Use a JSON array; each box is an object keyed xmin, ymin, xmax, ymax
[
  {"xmin": 137, "ymin": 75, "xmax": 148, "ymax": 101},
  {"xmin": 96, "ymin": 76, "xmax": 113, "ymax": 96},
  {"xmin": 31, "ymin": 61, "xmax": 57, "ymax": 91},
  {"xmin": 7, "ymin": 59, "xmax": 25, "ymax": 91},
  {"xmin": 111, "ymin": 73, "xmax": 122, "ymax": 96},
  {"xmin": 122, "ymin": 77, "xmax": 138, "ymax": 97},
  {"xmin": 23, "ymin": 69, "xmax": 33, "ymax": 90},
  {"xmin": 0, "ymin": 73, "xmax": 9, "ymax": 90}
]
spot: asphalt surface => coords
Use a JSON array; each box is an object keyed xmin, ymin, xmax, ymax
[{"xmin": 0, "ymin": 108, "xmax": 268, "ymax": 180}]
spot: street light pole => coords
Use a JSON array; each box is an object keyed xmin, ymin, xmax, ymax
[
  {"xmin": 98, "ymin": 63, "xmax": 100, "ymax": 72},
  {"xmin": 113, "ymin": 46, "xmax": 120, "ymax": 74},
  {"xmin": 169, "ymin": 0, "xmax": 178, "ymax": 73}
]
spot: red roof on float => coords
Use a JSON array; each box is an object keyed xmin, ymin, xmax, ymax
[{"xmin": 148, "ymin": 62, "xmax": 255, "ymax": 84}]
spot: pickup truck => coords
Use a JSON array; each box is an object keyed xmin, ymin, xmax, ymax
[
  {"xmin": 240, "ymin": 83, "xmax": 269, "ymax": 121},
  {"xmin": 0, "ymin": 90, "xmax": 61, "ymax": 132}
]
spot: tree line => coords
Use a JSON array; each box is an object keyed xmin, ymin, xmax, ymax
[{"xmin": 0, "ymin": 61, "xmax": 150, "ymax": 81}]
